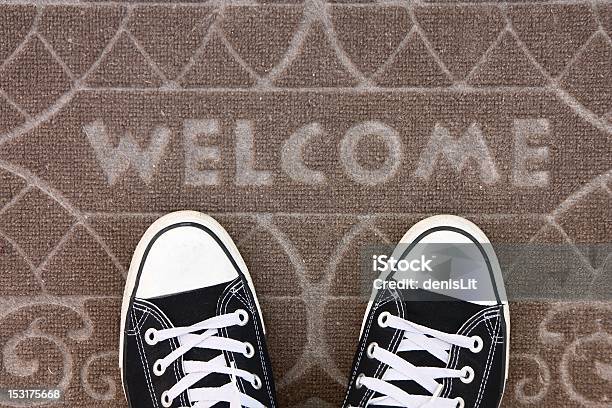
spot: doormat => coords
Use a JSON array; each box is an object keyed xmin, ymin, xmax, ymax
[{"xmin": 0, "ymin": 2, "xmax": 610, "ymax": 407}]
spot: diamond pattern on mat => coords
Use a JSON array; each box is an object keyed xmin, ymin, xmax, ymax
[
  {"xmin": 261, "ymin": 297, "xmax": 307, "ymax": 381},
  {"xmin": 179, "ymin": 30, "xmax": 256, "ymax": 88},
  {"xmin": 273, "ymin": 21, "xmax": 357, "ymax": 88},
  {"xmin": 0, "ymin": 93, "xmax": 27, "ymax": 132},
  {"xmin": 0, "ymin": 36, "xmax": 71, "ymax": 115},
  {"xmin": 465, "ymin": 216, "xmax": 548, "ymax": 243},
  {"xmin": 38, "ymin": 5, "xmax": 126, "ymax": 77},
  {"xmin": 0, "ymin": 168, "xmax": 26, "ymax": 208},
  {"xmin": 41, "ymin": 225, "xmax": 124, "ymax": 295},
  {"xmin": 87, "ymin": 215, "xmax": 157, "ymax": 270},
  {"xmin": 0, "ymin": 5, "xmax": 36, "ymax": 63},
  {"xmin": 468, "ymin": 30, "xmax": 547, "ymax": 87},
  {"xmin": 0, "ymin": 3, "xmax": 610, "ymax": 408},
  {"xmin": 330, "ymin": 5, "xmax": 411, "ymax": 77},
  {"xmin": 88, "ymin": 214, "xmax": 261, "ymax": 272},
  {"xmin": 330, "ymin": 225, "xmax": 385, "ymax": 296},
  {"xmin": 593, "ymin": 252, "xmax": 612, "ymax": 299},
  {"xmin": 238, "ymin": 225, "xmax": 302, "ymax": 296},
  {"xmin": 414, "ymin": 5, "xmax": 505, "ymax": 81},
  {"xmin": 127, "ymin": 5, "xmax": 216, "ymax": 79},
  {"xmin": 373, "ymin": 29, "xmax": 452, "ymax": 87},
  {"xmin": 508, "ymin": 4, "xmax": 598, "ymax": 77},
  {"xmin": 213, "ymin": 214, "xmax": 259, "ymax": 249},
  {"xmin": 599, "ymin": 3, "xmax": 612, "ymax": 37},
  {"xmin": 0, "ymin": 188, "xmax": 74, "ymax": 266},
  {"xmin": 85, "ymin": 31, "xmax": 163, "ymax": 88},
  {"xmin": 557, "ymin": 187, "xmax": 612, "ymax": 268},
  {"xmin": 277, "ymin": 365, "xmax": 345, "ymax": 407},
  {"xmin": 509, "ymin": 222, "xmax": 596, "ymax": 299},
  {"xmin": 221, "ymin": 6, "xmax": 303, "ymax": 77},
  {"xmin": 0, "ymin": 235, "xmax": 41, "ymax": 295},
  {"xmin": 560, "ymin": 33, "xmax": 612, "ymax": 116},
  {"xmin": 373, "ymin": 214, "xmax": 431, "ymax": 244},
  {"xmin": 275, "ymin": 215, "xmax": 357, "ymax": 283},
  {"xmin": 324, "ymin": 297, "xmax": 367, "ymax": 381}
]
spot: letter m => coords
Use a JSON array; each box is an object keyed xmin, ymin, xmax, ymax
[
  {"xmin": 83, "ymin": 120, "xmax": 171, "ymax": 185},
  {"xmin": 414, "ymin": 123, "xmax": 500, "ymax": 184}
]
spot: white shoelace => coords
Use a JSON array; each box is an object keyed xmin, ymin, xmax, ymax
[
  {"xmin": 144, "ymin": 309, "xmax": 266, "ymax": 408},
  {"xmin": 354, "ymin": 312, "xmax": 483, "ymax": 408}
]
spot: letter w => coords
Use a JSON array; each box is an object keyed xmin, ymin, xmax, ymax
[{"xmin": 84, "ymin": 120, "xmax": 170, "ymax": 185}]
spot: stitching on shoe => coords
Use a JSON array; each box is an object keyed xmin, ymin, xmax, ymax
[
  {"xmin": 351, "ymin": 292, "xmax": 399, "ymax": 407},
  {"xmin": 127, "ymin": 307, "xmax": 150, "ymax": 334},
  {"xmin": 227, "ymin": 280, "xmax": 273, "ymax": 404},
  {"xmin": 134, "ymin": 301, "xmax": 187, "ymax": 407},
  {"xmin": 219, "ymin": 280, "xmax": 246, "ymax": 395},
  {"xmin": 485, "ymin": 317, "xmax": 494, "ymax": 338},
  {"xmin": 217, "ymin": 280, "xmax": 244, "ymax": 391},
  {"xmin": 361, "ymin": 289, "xmax": 405, "ymax": 408},
  {"xmin": 223, "ymin": 278, "xmax": 276, "ymax": 408},
  {"xmin": 364, "ymin": 291, "xmax": 405, "ymax": 407},
  {"xmin": 366, "ymin": 291, "xmax": 406, "ymax": 407},
  {"xmin": 226, "ymin": 281, "xmax": 248, "ymax": 395},
  {"xmin": 444, "ymin": 308, "xmax": 498, "ymax": 398},
  {"xmin": 126, "ymin": 310, "xmax": 140, "ymax": 336},
  {"xmin": 357, "ymin": 295, "xmax": 386, "ymax": 407},
  {"xmin": 474, "ymin": 312, "xmax": 501, "ymax": 408},
  {"xmin": 342, "ymin": 292, "xmax": 383, "ymax": 408},
  {"xmin": 443, "ymin": 307, "xmax": 499, "ymax": 398},
  {"xmin": 218, "ymin": 279, "xmax": 276, "ymax": 405},
  {"xmin": 133, "ymin": 309, "xmax": 160, "ymax": 408},
  {"xmin": 133, "ymin": 303, "xmax": 185, "ymax": 405},
  {"xmin": 242, "ymin": 280, "xmax": 276, "ymax": 408}
]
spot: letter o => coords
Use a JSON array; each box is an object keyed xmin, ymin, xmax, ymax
[{"xmin": 339, "ymin": 121, "xmax": 402, "ymax": 185}]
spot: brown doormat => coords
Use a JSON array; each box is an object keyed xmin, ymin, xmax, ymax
[{"xmin": 0, "ymin": 2, "xmax": 610, "ymax": 407}]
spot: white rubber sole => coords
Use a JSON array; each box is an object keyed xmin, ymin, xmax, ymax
[
  {"xmin": 118, "ymin": 210, "xmax": 264, "ymax": 392},
  {"xmin": 358, "ymin": 214, "xmax": 510, "ymax": 405}
]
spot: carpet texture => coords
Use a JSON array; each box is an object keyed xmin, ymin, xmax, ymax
[{"xmin": 0, "ymin": 1, "xmax": 611, "ymax": 407}]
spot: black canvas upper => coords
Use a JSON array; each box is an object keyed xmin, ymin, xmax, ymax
[
  {"xmin": 121, "ymin": 222, "xmax": 277, "ymax": 408},
  {"xmin": 342, "ymin": 227, "xmax": 508, "ymax": 408}
]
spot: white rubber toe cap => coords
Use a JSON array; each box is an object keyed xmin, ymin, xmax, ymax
[{"xmin": 135, "ymin": 224, "xmax": 238, "ymax": 299}]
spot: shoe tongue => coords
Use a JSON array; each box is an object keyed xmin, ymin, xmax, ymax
[
  {"xmin": 145, "ymin": 278, "xmax": 241, "ymax": 398},
  {"xmin": 146, "ymin": 278, "xmax": 238, "ymax": 325},
  {"xmin": 400, "ymin": 289, "xmax": 485, "ymax": 333}
]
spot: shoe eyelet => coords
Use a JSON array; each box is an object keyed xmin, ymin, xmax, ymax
[
  {"xmin": 355, "ymin": 373, "xmax": 365, "ymax": 389},
  {"xmin": 366, "ymin": 342, "xmax": 378, "ymax": 359},
  {"xmin": 243, "ymin": 342, "xmax": 255, "ymax": 358},
  {"xmin": 153, "ymin": 360, "xmax": 165, "ymax": 376},
  {"xmin": 251, "ymin": 374, "xmax": 262, "ymax": 390},
  {"xmin": 454, "ymin": 397, "xmax": 465, "ymax": 408},
  {"xmin": 470, "ymin": 336, "xmax": 483, "ymax": 353},
  {"xmin": 161, "ymin": 391, "xmax": 172, "ymax": 407},
  {"xmin": 460, "ymin": 366, "xmax": 474, "ymax": 384},
  {"xmin": 145, "ymin": 328, "xmax": 158, "ymax": 345},
  {"xmin": 236, "ymin": 309, "xmax": 249, "ymax": 326},
  {"xmin": 377, "ymin": 312, "xmax": 391, "ymax": 328}
]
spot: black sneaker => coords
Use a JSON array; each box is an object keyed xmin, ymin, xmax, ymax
[
  {"xmin": 119, "ymin": 211, "xmax": 277, "ymax": 408},
  {"xmin": 343, "ymin": 215, "xmax": 510, "ymax": 408}
]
